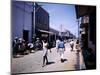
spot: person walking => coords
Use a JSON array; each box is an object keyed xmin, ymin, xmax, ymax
[
  {"xmin": 56, "ymin": 38, "xmax": 60, "ymax": 53},
  {"xmin": 58, "ymin": 39, "xmax": 65, "ymax": 62},
  {"xmin": 70, "ymin": 39, "xmax": 74, "ymax": 51},
  {"xmin": 42, "ymin": 40, "xmax": 49, "ymax": 67},
  {"xmin": 75, "ymin": 39, "xmax": 80, "ymax": 53}
]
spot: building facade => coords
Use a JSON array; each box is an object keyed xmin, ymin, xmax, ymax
[
  {"xmin": 49, "ymin": 28, "xmax": 59, "ymax": 41},
  {"xmin": 12, "ymin": 1, "xmax": 50, "ymax": 42},
  {"xmin": 75, "ymin": 5, "xmax": 96, "ymax": 69},
  {"xmin": 60, "ymin": 30, "xmax": 76, "ymax": 40},
  {"xmin": 34, "ymin": 3, "xmax": 49, "ymax": 41},
  {"xmin": 12, "ymin": 1, "xmax": 33, "ymax": 42}
]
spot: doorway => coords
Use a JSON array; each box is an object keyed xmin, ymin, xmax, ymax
[{"xmin": 23, "ymin": 30, "xmax": 29, "ymax": 42}]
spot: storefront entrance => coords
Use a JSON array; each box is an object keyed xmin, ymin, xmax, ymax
[{"xmin": 23, "ymin": 30, "xmax": 29, "ymax": 42}]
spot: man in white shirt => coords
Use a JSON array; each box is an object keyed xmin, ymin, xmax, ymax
[
  {"xmin": 56, "ymin": 39, "xmax": 60, "ymax": 52},
  {"xmin": 70, "ymin": 39, "xmax": 74, "ymax": 51}
]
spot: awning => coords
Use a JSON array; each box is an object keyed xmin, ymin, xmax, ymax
[
  {"xmin": 75, "ymin": 5, "xmax": 96, "ymax": 19},
  {"xmin": 38, "ymin": 29, "xmax": 54, "ymax": 34}
]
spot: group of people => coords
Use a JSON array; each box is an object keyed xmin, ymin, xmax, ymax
[
  {"xmin": 13, "ymin": 37, "xmax": 27, "ymax": 56},
  {"xmin": 13, "ymin": 36, "xmax": 80, "ymax": 67},
  {"xmin": 42, "ymin": 38, "xmax": 80, "ymax": 67},
  {"xmin": 42, "ymin": 38, "xmax": 66, "ymax": 67},
  {"xmin": 12, "ymin": 37, "xmax": 43, "ymax": 57}
]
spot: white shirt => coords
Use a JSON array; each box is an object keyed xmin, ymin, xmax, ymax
[
  {"xmin": 43, "ymin": 42, "xmax": 48, "ymax": 56},
  {"xmin": 70, "ymin": 41, "xmax": 74, "ymax": 45},
  {"xmin": 56, "ymin": 39, "xmax": 60, "ymax": 48}
]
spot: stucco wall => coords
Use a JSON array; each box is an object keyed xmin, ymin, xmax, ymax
[{"xmin": 12, "ymin": 1, "xmax": 33, "ymax": 42}]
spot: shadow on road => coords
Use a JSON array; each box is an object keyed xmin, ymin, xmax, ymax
[
  {"xmin": 61, "ymin": 59, "xmax": 67, "ymax": 63},
  {"xmin": 13, "ymin": 55, "xmax": 24, "ymax": 58},
  {"xmin": 46, "ymin": 61, "xmax": 55, "ymax": 65}
]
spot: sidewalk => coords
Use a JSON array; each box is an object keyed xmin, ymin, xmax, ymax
[{"xmin": 11, "ymin": 42, "xmax": 86, "ymax": 74}]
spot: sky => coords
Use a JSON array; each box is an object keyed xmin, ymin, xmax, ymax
[{"xmin": 38, "ymin": 2, "xmax": 79, "ymax": 37}]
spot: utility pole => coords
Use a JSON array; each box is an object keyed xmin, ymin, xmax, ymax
[
  {"xmin": 33, "ymin": 2, "xmax": 36, "ymax": 38},
  {"xmin": 60, "ymin": 24, "xmax": 63, "ymax": 38},
  {"xmin": 32, "ymin": 3, "xmax": 43, "ymax": 39},
  {"xmin": 77, "ymin": 19, "xmax": 80, "ymax": 40}
]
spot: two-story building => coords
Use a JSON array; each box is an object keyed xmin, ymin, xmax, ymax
[
  {"xmin": 12, "ymin": 1, "xmax": 33, "ymax": 42},
  {"xmin": 12, "ymin": 1, "xmax": 50, "ymax": 42},
  {"xmin": 34, "ymin": 3, "xmax": 49, "ymax": 41},
  {"xmin": 75, "ymin": 5, "xmax": 96, "ymax": 69}
]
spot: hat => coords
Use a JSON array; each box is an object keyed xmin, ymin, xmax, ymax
[{"xmin": 19, "ymin": 38, "xmax": 22, "ymax": 41}]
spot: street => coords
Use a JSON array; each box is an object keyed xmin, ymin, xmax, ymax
[{"xmin": 11, "ymin": 41, "xmax": 86, "ymax": 74}]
